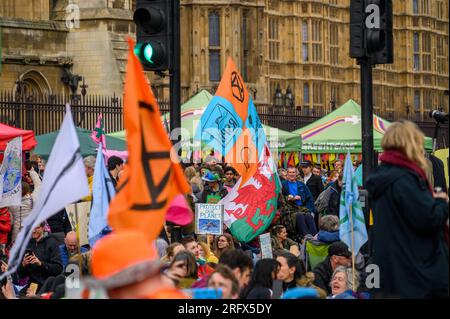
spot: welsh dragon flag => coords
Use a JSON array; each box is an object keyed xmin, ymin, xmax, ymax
[
  {"xmin": 220, "ymin": 144, "xmax": 281, "ymax": 243},
  {"xmin": 195, "ymin": 58, "xmax": 280, "ymax": 243}
]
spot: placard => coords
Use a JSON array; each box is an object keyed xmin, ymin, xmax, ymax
[
  {"xmin": 195, "ymin": 203, "xmax": 223, "ymax": 235},
  {"xmin": 66, "ymin": 201, "xmax": 91, "ymax": 247},
  {"xmin": 259, "ymin": 232, "xmax": 273, "ymax": 259}
]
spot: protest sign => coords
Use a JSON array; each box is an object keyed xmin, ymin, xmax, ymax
[
  {"xmin": 67, "ymin": 201, "xmax": 91, "ymax": 246},
  {"xmin": 195, "ymin": 203, "xmax": 223, "ymax": 235},
  {"xmin": 259, "ymin": 232, "xmax": 273, "ymax": 259}
]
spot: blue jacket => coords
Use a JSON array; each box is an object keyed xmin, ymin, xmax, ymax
[
  {"xmin": 317, "ymin": 230, "xmax": 340, "ymax": 243},
  {"xmin": 281, "ymin": 180, "xmax": 316, "ymax": 213},
  {"xmin": 59, "ymin": 245, "xmax": 88, "ymax": 269}
]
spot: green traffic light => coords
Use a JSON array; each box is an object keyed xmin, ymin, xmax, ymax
[
  {"xmin": 143, "ymin": 44, "xmax": 154, "ymax": 64},
  {"xmin": 134, "ymin": 41, "xmax": 165, "ymax": 69}
]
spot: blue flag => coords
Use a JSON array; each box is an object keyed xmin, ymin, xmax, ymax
[
  {"xmin": 194, "ymin": 96, "xmax": 243, "ymax": 156},
  {"xmin": 88, "ymin": 143, "xmax": 116, "ymax": 247},
  {"xmin": 339, "ymin": 151, "xmax": 368, "ymax": 255}
]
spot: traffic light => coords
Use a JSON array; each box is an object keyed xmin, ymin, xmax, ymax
[
  {"xmin": 365, "ymin": 0, "xmax": 393, "ymax": 64},
  {"xmin": 134, "ymin": 0, "xmax": 172, "ymax": 71},
  {"xmin": 349, "ymin": 0, "xmax": 393, "ymax": 64},
  {"xmin": 349, "ymin": 0, "xmax": 366, "ymax": 59}
]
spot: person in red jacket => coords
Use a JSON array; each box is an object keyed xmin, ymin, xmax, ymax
[{"xmin": 0, "ymin": 207, "xmax": 12, "ymax": 254}]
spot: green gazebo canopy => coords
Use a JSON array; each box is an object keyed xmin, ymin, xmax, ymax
[
  {"xmin": 34, "ymin": 126, "xmax": 127, "ymax": 159},
  {"xmin": 292, "ymin": 99, "xmax": 432, "ymax": 154}
]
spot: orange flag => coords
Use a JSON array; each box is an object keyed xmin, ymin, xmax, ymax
[
  {"xmin": 108, "ymin": 39, "xmax": 191, "ymax": 243},
  {"xmin": 197, "ymin": 58, "xmax": 259, "ymax": 185},
  {"xmin": 214, "ymin": 58, "xmax": 250, "ymax": 123}
]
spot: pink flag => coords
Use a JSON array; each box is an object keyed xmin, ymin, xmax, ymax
[
  {"xmin": 91, "ymin": 114, "xmax": 107, "ymax": 148},
  {"xmin": 165, "ymin": 194, "xmax": 193, "ymax": 226}
]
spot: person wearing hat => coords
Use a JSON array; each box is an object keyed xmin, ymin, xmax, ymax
[
  {"xmin": 199, "ymin": 172, "xmax": 228, "ymax": 204},
  {"xmin": 88, "ymin": 230, "xmax": 188, "ymax": 299},
  {"xmin": 312, "ymin": 241, "xmax": 352, "ymax": 296}
]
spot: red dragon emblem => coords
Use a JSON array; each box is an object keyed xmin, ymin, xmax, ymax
[{"xmin": 224, "ymin": 159, "xmax": 278, "ymax": 233}]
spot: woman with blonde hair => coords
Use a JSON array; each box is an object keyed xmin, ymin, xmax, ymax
[
  {"xmin": 184, "ymin": 166, "xmax": 198, "ymax": 181},
  {"xmin": 366, "ymin": 120, "xmax": 449, "ymax": 298}
]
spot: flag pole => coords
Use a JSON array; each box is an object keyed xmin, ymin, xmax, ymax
[
  {"xmin": 74, "ymin": 203, "xmax": 82, "ymax": 278},
  {"xmin": 349, "ymin": 203, "xmax": 356, "ymax": 291}
]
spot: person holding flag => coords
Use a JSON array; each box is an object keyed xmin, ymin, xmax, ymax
[{"xmin": 366, "ymin": 120, "xmax": 449, "ymax": 299}]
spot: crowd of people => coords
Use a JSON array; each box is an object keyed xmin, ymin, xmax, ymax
[{"xmin": 0, "ymin": 120, "xmax": 448, "ymax": 299}]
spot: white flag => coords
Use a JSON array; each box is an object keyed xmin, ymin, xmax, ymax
[
  {"xmin": 0, "ymin": 105, "xmax": 89, "ymax": 281},
  {"xmin": 0, "ymin": 136, "xmax": 22, "ymax": 208}
]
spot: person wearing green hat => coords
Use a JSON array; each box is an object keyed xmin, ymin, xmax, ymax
[{"xmin": 199, "ymin": 172, "xmax": 228, "ymax": 204}]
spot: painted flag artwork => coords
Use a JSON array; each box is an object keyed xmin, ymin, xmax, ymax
[
  {"xmin": 220, "ymin": 145, "xmax": 281, "ymax": 243},
  {"xmin": 339, "ymin": 151, "xmax": 368, "ymax": 255},
  {"xmin": 0, "ymin": 136, "xmax": 22, "ymax": 208},
  {"xmin": 195, "ymin": 58, "xmax": 265, "ymax": 186},
  {"xmin": 107, "ymin": 38, "xmax": 191, "ymax": 244},
  {"xmin": 91, "ymin": 113, "xmax": 107, "ymax": 148}
]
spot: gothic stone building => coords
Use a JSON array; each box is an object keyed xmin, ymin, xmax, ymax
[{"xmin": 0, "ymin": 0, "xmax": 448, "ymax": 119}]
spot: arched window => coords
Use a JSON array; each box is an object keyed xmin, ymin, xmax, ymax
[{"xmin": 14, "ymin": 70, "xmax": 52, "ymax": 100}]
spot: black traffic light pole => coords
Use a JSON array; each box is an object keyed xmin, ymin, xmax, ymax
[
  {"xmin": 169, "ymin": 0, "xmax": 181, "ymax": 150},
  {"xmin": 359, "ymin": 59, "xmax": 374, "ymax": 184},
  {"xmin": 169, "ymin": 0, "xmax": 182, "ymax": 243},
  {"xmin": 350, "ymin": 0, "xmax": 393, "ymax": 184}
]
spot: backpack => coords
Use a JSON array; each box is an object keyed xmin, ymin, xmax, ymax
[{"xmin": 314, "ymin": 185, "xmax": 338, "ymax": 216}]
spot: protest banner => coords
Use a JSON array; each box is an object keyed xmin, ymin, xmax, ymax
[
  {"xmin": 66, "ymin": 201, "xmax": 91, "ymax": 246},
  {"xmin": 0, "ymin": 136, "xmax": 22, "ymax": 207},
  {"xmin": 259, "ymin": 232, "xmax": 273, "ymax": 259},
  {"xmin": 195, "ymin": 203, "xmax": 223, "ymax": 236}
]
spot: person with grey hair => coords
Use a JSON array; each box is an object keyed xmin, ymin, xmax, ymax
[
  {"xmin": 81, "ymin": 155, "xmax": 96, "ymax": 202},
  {"xmin": 327, "ymin": 266, "xmax": 359, "ymax": 299},
  {"xmin": 314, "ymin": 215, "xmax": 340, "ymax": 244}
]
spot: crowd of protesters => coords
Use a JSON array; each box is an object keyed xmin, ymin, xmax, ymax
[{"xmin": 0, "ymin": 120, "xmax": 448, "ymax": 299}]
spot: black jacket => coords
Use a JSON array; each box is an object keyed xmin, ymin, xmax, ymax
[
  {"xmin": 245, "ymin": 284, "xmax": 272, "ymax": 299},
  {"xmin": 327, "ymin": 183, "xmax": 341, "ymax": 217},
  {"xmin": 17, "ymin": 234, "xmax": 63, "ymax": 286},
  {"xmin": 429, "ymin": 154, "xmax": 448, "ymax": 193},
  {"xmin": 46, "ymin": 209, "xmax": 72, "ymax": 234},
  {"xmin": 366, "ymin": 164, "xmax": 449, "ymax": 298},
  {"xmin": 312, "ymin": 256, "xmax": 333, "ymax": 295},
  {"xmin": 305, "ymin": 174, "xmax": 324, "ymax": 200}
]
